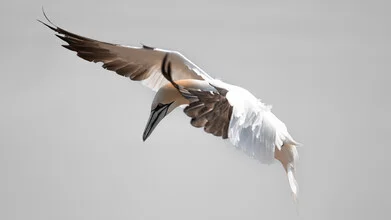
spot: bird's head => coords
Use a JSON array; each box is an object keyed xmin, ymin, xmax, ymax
[{"xmin": 142, "ymin": 84, "xmax": 188, "ymax": 141}]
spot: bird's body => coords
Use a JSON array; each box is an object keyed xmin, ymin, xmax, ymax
[{"xmin": 39, "ymin": 12, "xmax": 300, "ymax": 201}]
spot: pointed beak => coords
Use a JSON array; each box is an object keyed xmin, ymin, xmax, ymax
[{"xmin": 142, "ymin": 102, "xmax": 173, "ymax": 141}]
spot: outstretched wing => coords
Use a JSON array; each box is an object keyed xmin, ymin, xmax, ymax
[
  {"xmin": 161, "ymin": 54, "xmax": 233, "ymax": 139},
  {"xmin": 38, "ymin": 12, "xmax": 213, "ymax": 92}
]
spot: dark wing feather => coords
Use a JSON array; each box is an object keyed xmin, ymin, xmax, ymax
[
  {"xmin": 183, "ymin": 85, "xmax": 232, "ymax": 139},
  {"xmin": 38, "ymin": 13, "xmax": 213, "ymax": 91},
  {"xmin": 161, "ymin": 54, "xmax": 232, "ymax": 139}
]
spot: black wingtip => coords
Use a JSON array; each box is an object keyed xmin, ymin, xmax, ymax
[
  {"xmin": 61, "ymin": 44, "xmax": 76, "ymax": 51},
  {"xmin": 37, "ymin": 19, "xmax": 56, "ymax": 31},
  {"xmin": 55, "ymin": 34, "xmax": 69, "ymax": 42},
  {"xmin": 37, "ymin": 7, "xmax": 57, "ymax": 31},
  {"xmin": 41, "ymin": 6, "xmax": 56, "ymax": 27}
]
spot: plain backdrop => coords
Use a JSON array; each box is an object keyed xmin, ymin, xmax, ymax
[{"xmin": 1, "ymin": 0, "xmax": 390, "ymax": 219}]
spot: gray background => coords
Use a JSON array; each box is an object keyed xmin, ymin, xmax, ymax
[{"xmin": 1, "ymin": 0, "xmax": 390, "ymax": 219}]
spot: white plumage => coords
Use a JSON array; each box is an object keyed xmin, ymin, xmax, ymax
[{"xmin": 212, "ymin": 80, "xmax": 300, "ymax": 200}]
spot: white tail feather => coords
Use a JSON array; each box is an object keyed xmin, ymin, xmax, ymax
[
  {"xmin": 287, "ymin": 164, "xmax": 298, "ymax": 203},
  {"xmin": 275, "ymin": 143, "xmax": 299, "ymax": 203}
]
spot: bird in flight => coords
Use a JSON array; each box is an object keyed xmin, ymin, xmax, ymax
[{"xmin": 39, "ymin": 10, "xmax": 301, "ymax": 202}]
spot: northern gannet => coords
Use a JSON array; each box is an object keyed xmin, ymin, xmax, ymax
[{"xmin": 39, "ymin": 12, "xmax": 301, "ymax": 202}]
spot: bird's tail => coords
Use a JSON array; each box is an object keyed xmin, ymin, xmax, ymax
[{"xmin": 275, "ymin": 143, "xmax": 299, "ymax": 203}]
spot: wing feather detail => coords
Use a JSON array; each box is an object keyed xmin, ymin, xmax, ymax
[
  {"xmin": 38, "ymin": 12, "xmax": 213, "ymax": 92},
  {"xmin": 160, "ymin": 53, "xmax": 233, "ymax": 139}
]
